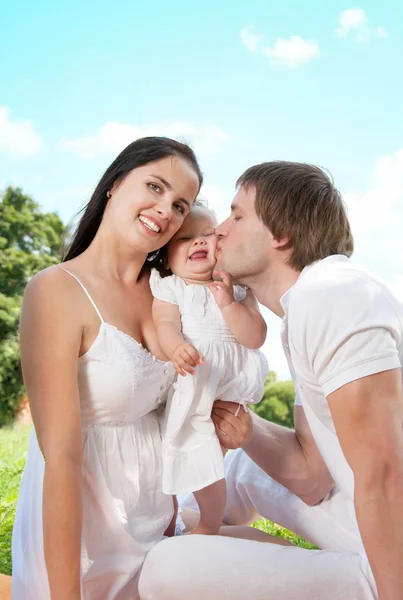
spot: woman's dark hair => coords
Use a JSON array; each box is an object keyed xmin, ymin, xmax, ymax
[{"xmin": 62, "ymin": 136, "xmax": 203, "ymax": 263}]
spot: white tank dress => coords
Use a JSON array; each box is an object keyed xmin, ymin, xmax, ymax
[
  {"xmin": 149, "ymin": 270, "xmax": 268, "ymax": 496},
  {"xmin": 12, "ymin": 270, "xmax": 176, "ymax": 600}
]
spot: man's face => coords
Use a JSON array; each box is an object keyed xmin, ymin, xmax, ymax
[{"xmin": 215, "ymin": 185, "xmax": 272, "ymax": 283}]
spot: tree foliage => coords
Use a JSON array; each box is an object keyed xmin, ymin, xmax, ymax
[
  {"xmin": 0, "ymin": 187, "xmax": 65, "ymax": 426},
  {"xmin": 250, "ymin": 370, "xmax": 295, "ymax": 428}
]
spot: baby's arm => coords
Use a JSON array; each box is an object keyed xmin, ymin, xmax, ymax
[
  {"xmin": 208, "ymin": 270, "xmax": 267, "ymax": 349},
  {"xmin": 152, "ymin": 299, "xmax": 203, "ymax": 376}
]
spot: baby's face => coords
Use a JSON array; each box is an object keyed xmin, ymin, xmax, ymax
[{"xmin": 167, "ymin": 205, "xmax": 218, "ymax": 281}]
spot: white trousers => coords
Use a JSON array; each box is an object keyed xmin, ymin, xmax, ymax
[{"xmin": 139, "ymin": 449, "xmax": 378, "ymax": 600}]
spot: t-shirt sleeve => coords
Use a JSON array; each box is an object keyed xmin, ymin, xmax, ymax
[
  {"xmin": 294, "ymin": 392, "xmax": 303, "ymax": 406},
  {"xmin": 149, "ymin": 269, "xmax": 179, "ymax": 305},
  {"xmin": 291, "ymin": 277, "xmax": 402, "ymax": 397},
  {"xmin": 289, "ymin": 368, "xmax": 302, "ymax": 406}
]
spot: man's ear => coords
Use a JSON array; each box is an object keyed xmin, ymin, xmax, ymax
[{"xmin": 272, "ymin": 235, "xmax": 290, "ymax": 249}]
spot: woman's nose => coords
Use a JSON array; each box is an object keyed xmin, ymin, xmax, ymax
[{"xmin": 155, "ymin": 200, "xmax": 173, "ymax": 219}]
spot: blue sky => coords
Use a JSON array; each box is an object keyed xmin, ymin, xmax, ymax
[{"xmin": 1, "ymin": 0, "xmax": 402, "ymax": 377}]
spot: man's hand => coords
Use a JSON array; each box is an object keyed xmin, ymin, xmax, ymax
[
  {"xmin": 212, "ymin": 401, "xmax": 253, "ymax": 449},
  {"xmin": 172, "ymin": 342, "xmax": 203, "ymax": 376},
  {"xmin": 208, "ymin": 270, "xmax": 235, "ymax": 309}
]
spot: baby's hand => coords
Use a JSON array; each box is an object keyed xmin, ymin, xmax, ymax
[
  {"xmin": 172, "ymin": 342, "xmax": 203, "ymax": 376},
  {"xmin": 208, "ymin": 270, "xmax": 235, "ymax": 309}
]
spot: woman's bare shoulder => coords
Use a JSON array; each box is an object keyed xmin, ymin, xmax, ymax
[
  {"xmin": 26, "ymin": 263, "xmax": 76, "ymax": 292},
  {"xmin": 23, "ymin": 264, "xmax": 85, "ymax": 317}
]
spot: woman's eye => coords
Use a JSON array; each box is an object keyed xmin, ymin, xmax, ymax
[
  {"xmin": 173, "ymin": 202, "xmax": 185, "ymax": 214},
  {"xmin": 148, "ymin": 183, "xmax": 161, "ymax": 193},
  {"xmin": 234, "ymin": 215, "xmax": 241, "ymax": 222}
]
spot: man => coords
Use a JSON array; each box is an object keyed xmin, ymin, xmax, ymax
[{"xmin": 139, "ymin": 161, "xmax": 403, "ymax": 600}]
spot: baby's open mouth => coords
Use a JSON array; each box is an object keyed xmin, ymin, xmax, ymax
[{"xmin": 189, "ymin": 250, "xmax": 208, "ymax": 261}]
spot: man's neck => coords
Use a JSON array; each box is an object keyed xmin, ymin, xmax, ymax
[{"xmin": 247, "ymin": 264, "xmax": 301, "ymax": 317}]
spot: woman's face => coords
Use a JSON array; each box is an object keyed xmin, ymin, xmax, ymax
[{"xmin": 106, "ymin": 156, "xmax": 200, "ymax": 254}]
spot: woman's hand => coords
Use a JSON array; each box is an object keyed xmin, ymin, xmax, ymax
[{"xmin": 212, "ymin": 401, "xmax": 253, "ymax": 450}]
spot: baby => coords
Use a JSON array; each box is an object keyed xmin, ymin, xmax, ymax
[{"xmin": 150, "ymin": 202, "xmax": 268, "ymax": 535}]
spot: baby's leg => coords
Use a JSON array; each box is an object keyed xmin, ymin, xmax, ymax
[{"xmin": 190, "ymin": 479, "xmax": 227, "ymax": 535}]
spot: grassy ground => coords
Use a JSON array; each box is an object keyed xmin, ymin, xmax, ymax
[
  {"xmin": 0, "ymin": 425, "xmax": 315, "ymax": 576},
  {"xmin": 0, "ymin": 424, "xmax": 30, "ymax": 575}
]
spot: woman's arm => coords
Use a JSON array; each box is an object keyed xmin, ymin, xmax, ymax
[
  {"xmin": 20, "ymin": 268, "xmax": 84, "ymax": 600},
  {"xmin": 209, "ymin": 272, "xmax": 267, "ymax": 349},
  {"xmin": 152, "ymin": 299, "xmax": 203, "ymax": 375}
]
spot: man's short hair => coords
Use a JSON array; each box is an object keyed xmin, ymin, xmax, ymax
[{"xmin": 237, "ymin": 161, "xmax": 354, "ymax": 271}]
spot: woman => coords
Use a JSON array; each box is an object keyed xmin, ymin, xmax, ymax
[{"xmin": 11, "ymin": 137, "xmax": 202, "ymax": 600}]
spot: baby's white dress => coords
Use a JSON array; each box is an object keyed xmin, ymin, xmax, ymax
[
  {"xmin": 12, "ymin": 270, "xmax": 176, "ymax": 600},
  {"xmin": 150, "ymin": 270, "xmax": 268, "ymax": 495}
]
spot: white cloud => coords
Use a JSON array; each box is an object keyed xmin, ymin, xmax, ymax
[
  {"xmin": 344, "ymin": 148, "xmax": 403, "ymax": 296},
  {"xmin": 346, "ymin": 148, "xmax": 403, "ymax": 235},
  {"xmin": 376, "ymin": 26, "xmax": 389, "ymax": 39},
  {"xmin": 240, "ymin": 28, "xmax": 319, "ymax": 69},
  {"xmin": 336, "ymin": 8, "xmax": 367, "ymax": 37},
  {"xmin": 391, "ymin": 275, "xmax": 403, "ymax": 301},
  {"xmin": 0, "ymin": 106, "xmax": 44, "ymax": 157},
  {"xmin": 198, "ymin": 183, "xmax": 230, "ymax": 222},
  {"xmin": 240, "ymin": 28, "xmax": 264, "ymax": 52},
  {"xmin": 263, "ymin": 36, "xmax": 319, "ymax": 68},
  {"xmin": 60, "ymin": 121, "xmax": 230, "ymax": 159},
  {"xmin": 336, "ymin": 9, "xmax": 388, "ymax": 42}
]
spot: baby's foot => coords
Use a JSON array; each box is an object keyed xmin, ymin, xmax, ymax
[{"xmin": 187, "ymin": 523, "xmax": 220, "ymax": 536}]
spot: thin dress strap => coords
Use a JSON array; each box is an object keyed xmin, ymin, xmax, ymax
[{"xmin": 60, "ymin": 268, "xmax": 104, "ymax": 323}]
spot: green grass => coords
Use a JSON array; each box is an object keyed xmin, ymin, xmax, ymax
[
  {"xmin": 0, "ymin": 425, "xmax": 315, "ymax": 576},
  {"xmin": 0, "ymin": 424, "xmax": 31, "ymax": 575},
  {"xmin": 253, "ymin": 518, "xmax": 316, "ymax": 549}
]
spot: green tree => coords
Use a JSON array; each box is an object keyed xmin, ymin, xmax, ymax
[
  {"xmin": 250, "ymin": 370, "xmax": 296, "ymax": 428},
  {"xmin": 0, "ymin": 187, "xmax": 65, "ymax": 426}
]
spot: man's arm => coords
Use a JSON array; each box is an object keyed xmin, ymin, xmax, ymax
[
  {"xmin": 212, "ymin": 402, "xmax": 334, "ymax": 506},
  {"xmin": 328, "ymin": 368, "xmax": 403, "ymax": 600}
]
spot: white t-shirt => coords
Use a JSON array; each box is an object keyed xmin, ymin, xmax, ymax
[{"xmin": 281, "ymin": 254, "xmax": 403, "ymax": 541}]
